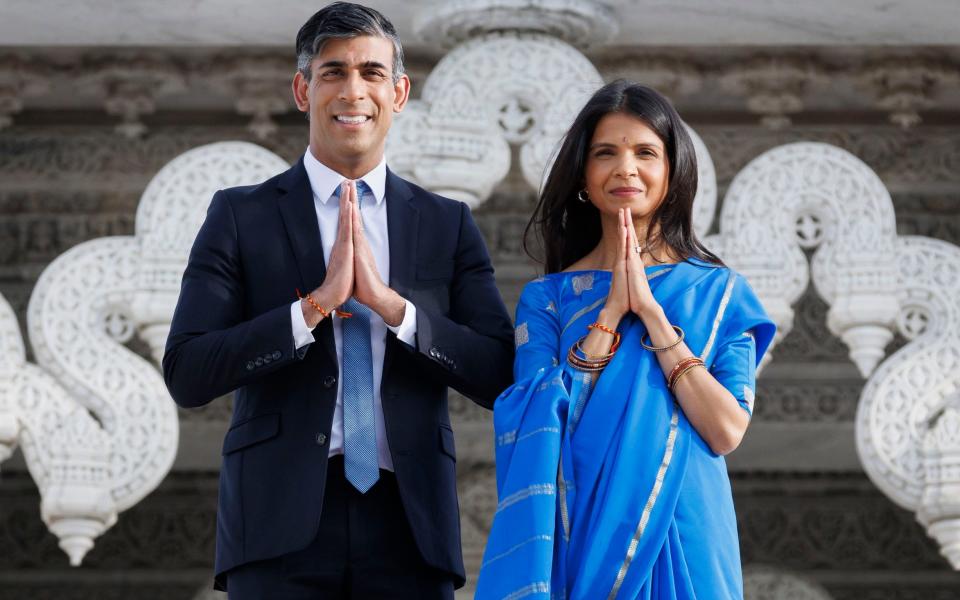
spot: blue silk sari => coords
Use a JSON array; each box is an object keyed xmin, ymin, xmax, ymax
[{"xmin": 476, "ymin": 259, "xmax": 776, "ymax": 600}]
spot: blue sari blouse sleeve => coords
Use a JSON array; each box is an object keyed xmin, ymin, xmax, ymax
[
  {"xmin": 513, "ymin": 278, "xmax": 563, "ymax": 380},
  {"xmin": 709, "ymin": 331, "xmax": 757, "ymax": 415},
  {"xmin": 708, "ymin": 273, "xmax": 777, "ymax": 417}
]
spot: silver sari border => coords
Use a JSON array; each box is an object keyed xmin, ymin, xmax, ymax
[
  {"xmin": 607, "ymin": 403, "xmax": 680, "ymax": 599},
  {"xmin": 502, "ymin": 581, "xmax": 551, "ymax": 600},
  {"xmin": 497, "ymin": 483, "xmax": 556, "ymax": 513},
  {"xmin": 481, "ymin": 534, "xmax": 553, "ymax": 569},
  {"xmin": 699, "ymin": 270, "xmax": 737, "ymax": 362}
]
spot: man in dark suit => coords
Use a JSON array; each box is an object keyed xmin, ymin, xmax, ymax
[{"xmin": 162, "ymin": 3, "xmax": 514, "ymax": 597}]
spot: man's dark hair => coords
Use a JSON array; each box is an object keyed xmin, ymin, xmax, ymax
[{"xmin": 296, "ymin": 2, "xmax": 405, "ymax": 83}]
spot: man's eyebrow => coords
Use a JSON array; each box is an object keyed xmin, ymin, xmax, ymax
[{"xmin": 316, "ymin": 60, "xmax": 388, "ymax": 70}]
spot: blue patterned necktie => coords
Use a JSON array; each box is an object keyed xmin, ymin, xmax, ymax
[{"xmin": 334, "ymin": 180, "xmax": 379, "ymax": 493}]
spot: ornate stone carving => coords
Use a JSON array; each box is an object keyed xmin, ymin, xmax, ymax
[
  {"xmin": 204, "ymin": 56, "xmax": 295, "ymax": 140},
  {"xmin": 413, "ymin": 0, "xmax": 618, "ymax": 49},
  {"xmin": 0, "ymin": 55, "xmax": 49, "ymax": 130},
  {"xmin": 601, "ymin": 56, "xmax": 702, "ymax": 102},
  {"xmin": 859, "ymin": 57, "xmax": 958, "ymax": 129},
  {"xmin": 129, "ymin": 142, "xmax": 290, "ymax": 363},
  {"xmin": 388, "ymin": 32, "xmax": 601, "ymax": 206},
  {"xmin": 720, "ymin": 56, "xmax": 823, "ymax": 129},
  {"xmin": 78, "ymin": 56, "xmax": 185, "ymax": 138},
  {"xmin": 0, "ymin": 291, "xmax": 115, "ymax": 566},
  {"xmin": 856, "ymin": 236, "xmax": 960, "ymax": 568},
  {"xmin": 706, "ymin": 142, "xmax": 901, "ymax": 376},
  {"xmin": 743, "ymin": 565, "xmax": 833, "ymax": 600},
  {"xmin": 0, "ymin": 142, "xmax": 288, "ymax": 567}
]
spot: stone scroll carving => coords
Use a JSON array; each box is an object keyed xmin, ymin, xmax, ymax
[
  {"xmin": 0, "ymin": 292, "xmax": 114, "ymax": 566},
  {"xmin": 856, "ymin": 236, "xmax": 960, "ymax": 569},
  {"xmin": 703, "ymin": 140, "xmax": 960, "ymax": 568},
  {"xmin": 705, "ymin": 142, "xmax": 901, "ymax": 376},
  {"xmin": 1, "ymin": 141, "xmax": 289, "ymax": 567},
  {"xmin": 388, "ymin": 32, "xmax": 602, "ymax": 207}
]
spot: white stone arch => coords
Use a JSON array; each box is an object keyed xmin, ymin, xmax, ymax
[
  {"xmin": 856, "ymin": 236, "xmax": 960, "ymax": 568},
  {"xmin": 0, "ymin": 292, "xmax": 114, "ymax": 566},
  {"xmin": 706, "ymin": 142, "xmax": 901, "ymax": 375},
  {"xmin": 131, "ymin": 142, "xmax": 291, "ymax": 363},
  {"xmin": 705, "ymin": 140, "xmax": 960, "ymax": 568},
  {"xmin": 1, "ymin": 141, "xmax": 289, "ymax": 566},
  {"xmin": 387, "ymin": 32, "xmax": 601, "ymax": 206}
]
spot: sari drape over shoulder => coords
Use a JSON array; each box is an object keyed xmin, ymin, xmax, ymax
[{"xmin": 476, "ymin": 259, "xmax": 776, "ymax": 600}]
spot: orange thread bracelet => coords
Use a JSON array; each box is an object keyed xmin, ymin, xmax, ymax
[
  {"xmin": 588, "ymin": 322, "xmax": 618, "ymax": 337},
  {"xmin": 296, "ymin": 288, "xmax": 330, "ymax": 319}
]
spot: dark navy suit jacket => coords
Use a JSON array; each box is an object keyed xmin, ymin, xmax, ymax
[{"xmin": 162, "ymin": 160, "xmax": 514, "ymax": 590}]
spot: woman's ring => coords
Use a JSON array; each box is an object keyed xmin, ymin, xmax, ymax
[{"xmin": 634, "ymin": 245, "xmax": 642, "ymax": 255}]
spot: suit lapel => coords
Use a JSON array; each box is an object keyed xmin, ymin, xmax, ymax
[
  {"xmin": 383, "ymin": 168, "xmax": 419, "ymax": 377},
  {"xmin": 276, "ymin": 158, "xmax": 337, "ymax": 364},
  {"xmin": 385, "ymin": 168, "xmax": 418, "ymax": 294}
]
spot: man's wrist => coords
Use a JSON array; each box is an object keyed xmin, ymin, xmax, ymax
[
  {"xmin": 372, "ymin": 286, "xmax": 406, "ymax": 327},
  {"xmin": 302, "ymin": 287, "xmax": 338, "ymax": 327}
]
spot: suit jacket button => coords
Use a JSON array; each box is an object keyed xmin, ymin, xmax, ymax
[
  {"xmin": 255, "ymin": 357, "xmax": 264, "ymax": 367},
  {"xmin": 272, "ymin": 350, "xmax": 282, "ymax": 360},
  {"xmin": 245, "ymin": 361, "xmax": 255, "ymax": 371},
  {"xmin": 323, "ymin": 375, "xmax": 337, "ymax": 388},
  {"xmin": 316, "ymin": 433, "xmax": 327, "ymax": 445},
  {"xmin": 429, "ymin": 346, "xmax": 440, "ymax": 358}
]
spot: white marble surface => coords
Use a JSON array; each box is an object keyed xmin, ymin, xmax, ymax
[{"xmin": 1, "ymin": 0, "xmax": 958, "ymax": 47}]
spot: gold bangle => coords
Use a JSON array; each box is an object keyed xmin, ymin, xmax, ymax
[
  {"xmin": 567, "ymin": 340, "xmax": 612, "ymax": 371},
  {"xmin": 667, "ymin": 357, "xmax": 704, "ymax": 389},
  {"xmin": 640, "ymin": 325, "xmax": 684, "ymax": 352},
  {"xmin": 670, "ymin": 363, "xmax": 705, "ymax": 391}
]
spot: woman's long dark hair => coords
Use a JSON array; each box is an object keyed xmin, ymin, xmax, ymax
[{"xmin": 524, "ymin": 80, "xmax": 723, "ymax": 273}]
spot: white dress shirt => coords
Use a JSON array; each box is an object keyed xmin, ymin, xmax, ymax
[{"xmin": 288, "ymin": 148, "xmax": 417, "ymax": 472}]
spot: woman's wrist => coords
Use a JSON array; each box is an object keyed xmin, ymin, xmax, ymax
[
  {"xmin": 636, "ymin": 303, "xmax": 667, "ymax": 329},
  {"xmin": 597, "ymin": 306, "xmax": 624, "ymax": 328}
]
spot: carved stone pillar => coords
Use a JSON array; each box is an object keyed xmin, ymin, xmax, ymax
[
  {"xmin": 720, "ymin": 57, "xmax": 822, "ymax": 130},
  {"xmin": 206, "ymin": 55, "xmax": 294, "ymax": 140},
  {"xmin": 859, "ymin": 57, "xmax": 957, "ymax": 129},
  {"xmin": 0, "ymin": 55, "xmax": 49, "ymax": 130},
  {"xmin": 78, "ymin": 56, "xmax": 185, "ymax": 138}
]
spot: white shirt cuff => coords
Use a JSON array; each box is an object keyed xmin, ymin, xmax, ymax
[
  {"xmin": 290, "ymin": 299, "xmax": 316, "ymax": 350},
  {"xmin": 387, "ymin": 299, "xmax": 417, "ymax": 347}
]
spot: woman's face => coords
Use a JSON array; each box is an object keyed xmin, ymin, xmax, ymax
[{"xmin": 583, "ymin": 112, "xmax": 670, "ymax": 223}]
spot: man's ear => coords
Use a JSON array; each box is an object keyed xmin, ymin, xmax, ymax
[
  {"xmin": 292, "ymin": 71, "xmax": 310, "ymax": 113},
  {"xmin": 392, "ymin": 74, "xmax": 411, "ymax": 113}
]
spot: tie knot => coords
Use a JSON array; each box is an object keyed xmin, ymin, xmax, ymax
[{"xmin": 334, "ymin": 180, "xmax": 372, "ymax": 200}]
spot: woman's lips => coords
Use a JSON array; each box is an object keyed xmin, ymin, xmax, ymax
[{"xmin": 609, "ymin": 187, "xmax": 643, "ymax": 197}]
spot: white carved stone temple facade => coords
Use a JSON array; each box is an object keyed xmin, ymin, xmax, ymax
[{"xmin": 1, "ymin": 1, "xmax": 959, "ymax": 598}]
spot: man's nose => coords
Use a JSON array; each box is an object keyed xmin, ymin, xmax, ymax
[{"xmin": 338, "ymin": 72, "xmax": 366, "ymax": 102}]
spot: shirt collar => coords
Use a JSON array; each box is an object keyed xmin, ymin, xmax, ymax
[{"xmin": 303, "ymin": 147, "xmax": 387, "ymax": 206}]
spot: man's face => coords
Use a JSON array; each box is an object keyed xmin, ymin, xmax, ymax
[{"xmin": 293, "ymin": 35, "xmax": 410, "ymax": 174}]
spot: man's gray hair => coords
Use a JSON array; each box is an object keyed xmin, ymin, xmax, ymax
[{"xmin": 295, "ymin": 2, "xmax": 405, "ymax": 84}]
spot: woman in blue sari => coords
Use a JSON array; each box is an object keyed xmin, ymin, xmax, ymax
[{"xmin": 476, "ymin": 81, "xmax": 776, "ymax": 599}]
